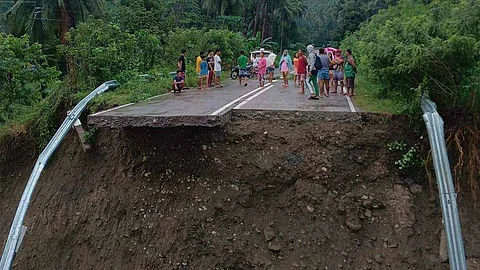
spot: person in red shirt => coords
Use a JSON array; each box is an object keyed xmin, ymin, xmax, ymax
[{"xmin": 296, "ymin": 50, "xmax": 308, "ymax": 94}]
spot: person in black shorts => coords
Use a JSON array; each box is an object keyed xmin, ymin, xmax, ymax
[
  {"xmin": 206, "ymin": 51, "xmax": 215, "ymax": 87},
  {"xmin": 178, "ymin": 49, "xmax": 188, "ymax": 89}
]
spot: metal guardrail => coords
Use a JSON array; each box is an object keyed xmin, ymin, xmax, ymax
[
  {"xmin": 0, "ymin": 80, "xmax": 118, "ymax": 270},
  {"xmin": 421, "ymin": 97, "xmax": 467, "ymax": 270}
]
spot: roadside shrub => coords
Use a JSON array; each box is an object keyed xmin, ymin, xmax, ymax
[
  {"xmin": 342, "ymin": 0, "xmax": 480, "ymax": 114},
  {"xmin": 0, "ymin": 34, "xmax": 60, "ymax": 124},
  {"xmin": 63, "ymin": 19, "xmax": 162, "ymax": 91}
]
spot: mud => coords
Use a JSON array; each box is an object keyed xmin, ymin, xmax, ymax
[{"xmin": 1, "ymin": 112, "xmax": 479, "ymax": 269}]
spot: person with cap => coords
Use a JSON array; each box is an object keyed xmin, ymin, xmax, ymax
[{"xmin": 306, "ymin": 45, "xmax": 320, "ymax": 100}]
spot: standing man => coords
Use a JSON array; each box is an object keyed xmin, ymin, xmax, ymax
[
  {"xmin": 207, "ymin": 51, "xmax": 215, "ymax": 88},
  {"xmin": 214, "ymin": 49, "xmax": 224, "ymax": 88},
  {"xmin": 306, "ymin": 45, "xmax": 320, "ymax": 100},
  {"xmin": 344, "ymin": 49, "xmax": 357, "ymax": 97},
  {"xmin": 317, "ymin": 48, "xmax": 332, "ymax": 97},
  {"xmin": 332, "ymin": 50, "xmax": 345, "ymax": 94},
  {"xmin": 238, "ymin": 51, "xmax": 249, "ymax": 86},
  {"xmin": 196, "ymin": 51, "xmax": 204, "ymax": 89},
  {"xmin": 178, "ymin": 49, "xmax": 188, "ymax": 89}
]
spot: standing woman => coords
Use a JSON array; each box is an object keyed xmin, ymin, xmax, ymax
[
  {"xmin": 279, "ymin": 50, "xmax": 293, "ymax": 87},
  {"xmin": 293, "ymin": 52, "xmax": 299, "ymax": 86},
  {"xmin": 344, "ymin": 49, "xmax": 357, "ymax": 97},
  {"xmin": 257, "ymin": 52, "xmax": 267, "ymax": 87}
]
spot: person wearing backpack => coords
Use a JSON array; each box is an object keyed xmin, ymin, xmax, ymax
[
  {"xmin": 306, "ymin": 45, "xmax": 320, "ymax": 100},
  {"xmin": 317, "ymin": 48, "xmax": 333, "ymax": 97}
]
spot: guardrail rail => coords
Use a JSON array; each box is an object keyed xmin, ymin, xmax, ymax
[
  {"xmin": 421, "ymin": 97, "xmax": 467, "ymax": 270},
  {"xmin": 0, "ymin": 81, "xmax": 118, "ymax": 270}
]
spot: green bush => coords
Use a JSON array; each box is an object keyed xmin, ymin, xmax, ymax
[
  {"xmin": 0, "ymin": 34, "xmax": 60, "ymax": 124},
  {"xmin": 342, "ymin": 0, "xmax": 480, "ymax": 115},
  {"xmin": 63, "ymin": 19, "xmax": 162, "ymax": 90}
]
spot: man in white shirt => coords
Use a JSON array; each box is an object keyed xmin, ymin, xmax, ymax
[{"xmin": 214, "ymin": 49, "xmax": 223, "ymax": 88}]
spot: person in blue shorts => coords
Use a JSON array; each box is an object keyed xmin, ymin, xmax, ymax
[
  {"xmin": 317, "ymin": 48, "xmax": 332, "ymax": 97},
  {"xmin": 200, "ymin": 55, "xmax": 209, "ymax": 90},
  {"xmin": 237, "ymin": 51, "xmax": 249, "ymax": 86}
]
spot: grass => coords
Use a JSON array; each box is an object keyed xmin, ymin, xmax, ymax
[
  {"xmin": 352, "ymin": 75, "xmax": 406, "ymax": 114},
  {"xmin": 0, "ymin": 72, "xmax": 193, "ymax": 146}
]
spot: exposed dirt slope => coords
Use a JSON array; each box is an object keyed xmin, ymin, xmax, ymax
[{"xmin": 0, "ymin": 111, "xmax": 479, "ymax": 270}]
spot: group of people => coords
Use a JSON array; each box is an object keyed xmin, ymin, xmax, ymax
[
  {"xmin": 173, "ymin": 49, "xmax": 225, "ymax": 93},
  {"xmin": 173, "ymin": 45, "xmax": 357, "ymax": 99},
  {"xmin": 291, "ymin": 46, "xmax": 356, "ymax": 99}
]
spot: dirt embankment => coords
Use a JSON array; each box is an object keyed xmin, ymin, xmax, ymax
[{"xmin": 0, "ymin": 112, "xmax": 479, "ymax": 270}]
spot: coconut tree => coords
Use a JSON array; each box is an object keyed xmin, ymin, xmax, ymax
[{"xmin": 7, "ymin": 0, "xmax": 105, "ymax": 43}]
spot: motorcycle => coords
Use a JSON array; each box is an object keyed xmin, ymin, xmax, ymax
[{"xmin": 230, "ymin": 63, "xmax": 256, "ymax": 80}]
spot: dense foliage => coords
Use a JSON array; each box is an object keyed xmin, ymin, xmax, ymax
[
  {"xmin": 343, "ymin": 0, "xmax": 480, "ymax": 114},
  {"xmin": 63, "ymin": 19, "xmax": 162, "ymax": 90},
  {"xmin": 6, "ymin": 0, "xmax": 105, "ymax": 44},
  {"xmin": 0, "ymin": 34, "xmax": 60, "ymax": 124}
]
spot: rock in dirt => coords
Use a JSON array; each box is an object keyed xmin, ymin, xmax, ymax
[
  {"xmin": 268, "ymin": 240, "xmax": 282, "ymax": 251},
  {"xmin": 410, "ymin": 184, "xmax": 423, "ymax": 195},
  {"xmin": 374, "ymin": 254, "xmax": 383, "ymax": 264},
  {"xmin": 264, "ymin": 228, "xmax": 276, "ymax": 241},
  {"xmin": 202, "ymin": 145, "xmax": 208, "ymax": 151},
  {"xmin": 346, "ymin": 220, "xmax": 362, "ymax": 231},
  {"xmin": 307, "ymin": 206, "xmax": 314, "ymax": 213},
  {"xmin": 365, "ymin": 209, "xmax": 372, "ymax": 218}
]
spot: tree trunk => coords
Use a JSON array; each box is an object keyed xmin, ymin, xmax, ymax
[
  {"xmin": 59, "ymin": 6, "xmax": 69, "ymax": 44},
  {"xmin": 243, "ymin": 4, "xmax": 247, "ymax": 36},
  {"xmin": 261, "ymin": 0, "xmax": 267, "ymax": 40},
  {"xmin": 253, "ymin": 2, "xmax": 259, "ymax": 37}
]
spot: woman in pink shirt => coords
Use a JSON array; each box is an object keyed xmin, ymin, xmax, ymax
[{"xmin": 257, "ymin": 52, "xmax": 267, "ymax": 87}]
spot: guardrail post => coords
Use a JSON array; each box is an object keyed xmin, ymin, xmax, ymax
[
  {"xmin": 0, "ymin": 81, "xmax": 118, "ymax": 270},
  {"xmin": 421, "ymin": 96, "xmax": 467, "ymax": 270},
  {"xmin": 72, "ymin": 118, "xmax": 91, "ymax": 152}
]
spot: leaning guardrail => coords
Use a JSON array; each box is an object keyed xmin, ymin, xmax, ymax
[
  {"xmin": 0, "ymin": 80, "xmax": 118, "ymax": 270},
  {"xmin": 421, "ymin": 97, "xmax": 467, "ymax": 270}
]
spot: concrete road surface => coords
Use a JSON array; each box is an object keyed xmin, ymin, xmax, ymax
[{"xmin": 88, "ymin": 79, "xmax": 359, "ymax": 128}]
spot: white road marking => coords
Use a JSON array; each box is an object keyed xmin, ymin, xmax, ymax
[
  {"xmin": 346, "ymin": 95, "xmax": 356, "ymax": 112},
  {"xmin": 90, "ymin": 102, "xmax": 134, "ymax": 116},
  {"xmin": 146, "ymin": 92, "xmax": 170, "ymax": 101},
  {"xmin": 210, "ymin": 83, "xmax": 273, "ymax": 115},
  {"xmin": 234, "ymin": 85, "xmax": 274, "ymax": 109},
  {"xmin": 91, "ymin": 91, "xmax": 174, "ymax": 116}
]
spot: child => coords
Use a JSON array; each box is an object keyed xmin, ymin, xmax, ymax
[
  {"xmin": 200, "ymin": 55, "xmax": 209, "ymax": 90},
  {"xmin": 257, "ymin": 52, "xmax": 267, "ymax": 87},
  {"xmin": 172, "ymin": 70, "xmax": 185, "ymax": 93},
  {"xmin": 267, "ymin": 64, "xmax": 275, "ymax": 83},
  {"xmin": 293, "ymin": 52, "xmax": 299, "ymax": 86},
  {"xmin": 280, "ymin": 50, "xmax": 293, "ymax": 87}
]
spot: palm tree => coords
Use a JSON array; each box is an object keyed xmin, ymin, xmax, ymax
[{"xmin": 7, "ymin": 0, "xmax": 105, "ymax": 43}]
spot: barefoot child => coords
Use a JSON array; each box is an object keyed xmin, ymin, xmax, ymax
[{"xmin": 280, "ymin": 50, "xmax": 293, "ymax": 87}]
